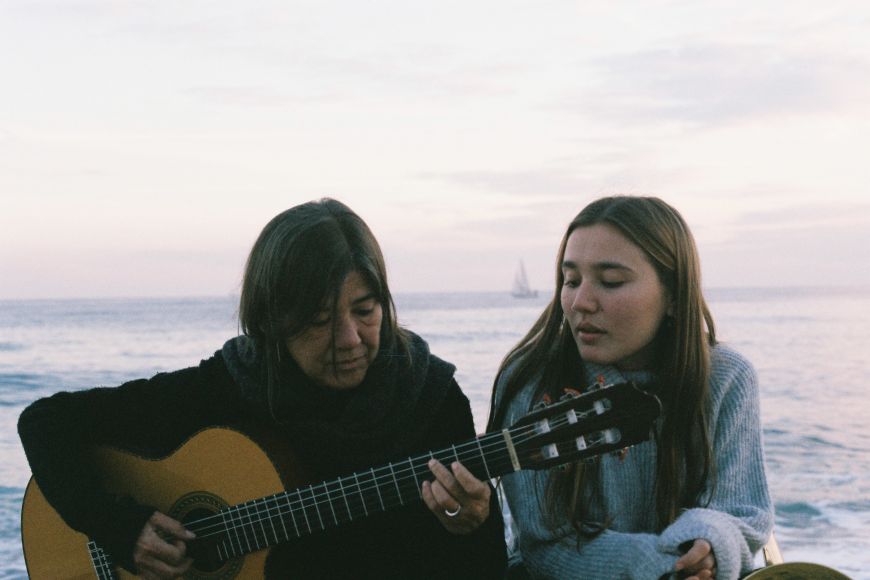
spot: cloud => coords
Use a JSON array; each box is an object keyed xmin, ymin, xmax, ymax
[
  {"xmin": 183, "ymin": 86, "xmax": 343, "ymax": 107},
  {"xmin": 564, "ymin": 42, "xmax": 870, "ymax": 126},
  {"xmin": 700, "ymin": 202, "xmax": 870, "ymax": 287},
  {"xmin": 734, "ymin": 202, "xmax": 870, "ymax": 229},
  {"xmin": 418, "ymin": 167, "xmax": 600, "ymax": 197}
]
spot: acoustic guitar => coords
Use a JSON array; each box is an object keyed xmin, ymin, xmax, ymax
[{"xmin": 21, "ymin": 381, "xmax": 660, "ymax": 579}]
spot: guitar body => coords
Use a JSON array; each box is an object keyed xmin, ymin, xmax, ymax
[
  {"xmin": 20, "ymin": 382, "xmax": 664, "ymax": 580},
  {"xmin": 21, "ymin": 427, "xmax": 303, "ymax": 579},
  {"xmin": 743, "ymin": 562, "xmax": 851, "ymax": 579}
]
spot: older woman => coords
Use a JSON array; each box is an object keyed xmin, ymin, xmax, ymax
[{"xmin": 19, "ymin": 198, "xmax": 506, "ymax": 579}]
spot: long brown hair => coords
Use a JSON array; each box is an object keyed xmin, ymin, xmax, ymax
[
  {"xmin": 238, "ymin": 198, "xmax": 408, "ymax": 413},
  {"xmin": 487, "ymin": 195, "xmax": 716, "ymax": 532}
]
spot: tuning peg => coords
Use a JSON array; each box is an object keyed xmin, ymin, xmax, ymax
[{"xmin": 559, "ymin": 391, "xmax": 580, "ymax": 401}]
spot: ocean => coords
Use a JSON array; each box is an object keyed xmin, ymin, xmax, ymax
[{"xmin": 1, "ymin": 287, "xmax": 868, "ymax": 579}]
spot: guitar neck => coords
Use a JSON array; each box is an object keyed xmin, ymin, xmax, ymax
[{"xmin": 192, "ymin": 430, "xmax": 517, "ymax": 562}]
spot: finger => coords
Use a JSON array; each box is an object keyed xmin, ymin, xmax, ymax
[
  {"xmin": 429, "ymin": 478, "xmax": 461, "ymax": 512},
  {"xmin": 137, "ymin": 550, "xmax": 192, "ymax": 578},
  {"xmin": 151, "ymin": 511, "xmax": 196, "ymax": 541},
  {"xmin": 421, "ymin": 480, "xmax": 442, "ymax": 514},
  {"xmin": 449, "ymin": 461, "xmax": 490, "ymax": 499},
  {"xmin": 422, "ymin": 479, "xmax": 477, "ymax": 535},
  {"xmin": 676, "ymin": 539, "xmax": 711, "ymax": 570},
  {"xmin": 428, "ymin": 459, "xmax": 466, "ymax": 501},
  {"xmin": 135, "ymin": 523, "xmax": 190, "ymax": 568}
]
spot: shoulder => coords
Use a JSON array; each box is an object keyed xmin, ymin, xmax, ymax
[
  {"xmin": 710, "ymin": 343, "xmax": 757, "ymax": 386},
  {"xmin": 401, "ymin": 329, "xmax": 457, "ymax": 378},
  {"xmin": 708, "ymin": 342, "xmax": 759, "ymax": 411}
]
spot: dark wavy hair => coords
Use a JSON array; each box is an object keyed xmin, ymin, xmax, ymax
[
  {"xmin": 238, "ymin": 198, "xmax": 408, "ymax": 412},
  {"xmin": 488, "ymin": 195, "xmax": 716, "ymax": 533}
]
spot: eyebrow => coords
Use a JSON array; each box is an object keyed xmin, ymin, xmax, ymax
[
  {"xmin": 561, "ymin": 260, "xmax": 633, "ymax": 272},
  {"xmin": 352, "ymin": 293, "xmax": 378, "ymax": 305}
]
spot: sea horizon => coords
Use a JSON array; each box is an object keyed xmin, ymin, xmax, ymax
[{"xmin": 2, "ymin": 286, "xmax": 869, "ymax": 578}]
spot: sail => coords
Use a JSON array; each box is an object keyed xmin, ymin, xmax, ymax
[{"xmin": 511, "ymin": 260, "xmax": 537, "ymax": 298}]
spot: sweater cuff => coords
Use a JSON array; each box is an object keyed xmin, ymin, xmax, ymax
[
  {"xmin": 626, "ymin": 533, "xmax": 679, "ymax": 580},
  {"xmin": 657, "ymin": 508, "xmax": 745, "ymax": 580}
]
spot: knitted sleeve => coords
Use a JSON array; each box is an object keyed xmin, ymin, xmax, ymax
[
  {"xmin": 655, "ymin": 345, "xmax": 774, "ymax": 579},
  {"xmin": 502, "ymin": 469, "xmax": 677, "ymax": 579}
]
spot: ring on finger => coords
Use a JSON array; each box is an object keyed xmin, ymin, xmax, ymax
[{"xmin": 444, "ymin": 505, "xmax": 461, "ymax": 517}]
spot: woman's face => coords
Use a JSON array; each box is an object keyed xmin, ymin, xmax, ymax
[
  {"xmin": 560, "ymin": 224, "xmax": 671, "ymax": 371},
  {"xmin": 285, "ymin": 271, "xmax": 383, "ymax": 390}
]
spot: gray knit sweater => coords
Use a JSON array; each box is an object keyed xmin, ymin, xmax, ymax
[{"xmin": 495, "ymin": 343, "xmax": 774, "ymax": 580}]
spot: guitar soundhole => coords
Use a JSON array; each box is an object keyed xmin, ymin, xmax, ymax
[{"xmin": 169, "ymin": 491, "xmax": 243, "ymax": 579}]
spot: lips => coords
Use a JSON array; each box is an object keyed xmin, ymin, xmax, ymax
[
  {"xmin": 576, "ymin": 322, "xmax": 605, "ymax": 334},
  {"xmin": 332, "ymin": 354, "xmax": 367, "ymax": 370}
]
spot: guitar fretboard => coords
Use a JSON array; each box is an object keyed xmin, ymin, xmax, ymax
[{"xmin": 194, "ymin": 429, "xmax": 516, "ymax": 562}]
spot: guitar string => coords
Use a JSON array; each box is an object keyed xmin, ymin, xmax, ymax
[
  {"xmin": 185, "ymin": 408, "xmax": 606, "ymax": 544},
  {"xmin": 182, "ymin": 421, "xmax": 550, "ymax": 542},
  {"xmin": 184, "ymin": 429, "xmax": 530, "ymax": 540},
  {"xmin": 85, "ymin": 389, "xmax": 635, "ymax": 569},
  {"xmin": 183, "ymin": 407, "xmax": 607, "ymax": 546}
]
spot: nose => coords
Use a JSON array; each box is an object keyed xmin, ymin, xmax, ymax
[
  {"xmin": 571, "ymin": 280, "xmax": 598, "ymax": 313},
  {"xmin": 334, "ymin": 314, "xmax": 363, "ymax": 349}
]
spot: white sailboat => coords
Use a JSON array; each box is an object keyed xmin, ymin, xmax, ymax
[{"xmin": 511, "ymin": 260, "xmax": 538, "ymax": 298}]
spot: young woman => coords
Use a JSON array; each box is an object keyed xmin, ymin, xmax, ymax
[
  {"xmin": 488, "ymin": 196, "xmax": 773, "ymax": 580},
  {"xmin": 19, "ymin": 198, "xmax": 506, "ymax": 579}
]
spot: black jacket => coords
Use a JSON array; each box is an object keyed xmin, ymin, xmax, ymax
[{"xmin": 18, "ymin": 347, "xmax": 507, "ymax": 579}]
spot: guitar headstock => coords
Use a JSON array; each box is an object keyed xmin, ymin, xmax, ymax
[{"xmin": 508, "ymin": 382, "xmax": 661, "ymax": 471}]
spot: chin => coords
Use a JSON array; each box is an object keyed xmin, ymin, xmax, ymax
[
  {"xmin": 578, "ymin": 349, "xmax": 616, "ymax": 367},
  {"xmin": 332, "ymin": 372, "xmax": 368, "ymax": 390}
]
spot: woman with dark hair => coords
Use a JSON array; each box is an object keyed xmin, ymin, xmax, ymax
[
  {"xmin": 19, "ymin": 198, "xmax": 506, "ymax": 579},
  {"xmin": 488, "ymin": 196, "xmax": 773, "ymax": 580}
]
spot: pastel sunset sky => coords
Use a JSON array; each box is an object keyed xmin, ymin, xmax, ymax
[{"xmin": 2, "ymin": 0, "xmax": 869, "ymax": 299}]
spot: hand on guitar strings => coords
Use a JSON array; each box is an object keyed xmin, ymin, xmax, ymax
[
  {"xmin": 133, "ymin": 511, "xmax": 196, "ymax": 579},
  {"xmin": 422, "ymin": 459, "xmax": 491, "ymax": 535}
]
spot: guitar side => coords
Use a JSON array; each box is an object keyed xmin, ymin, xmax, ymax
[{"xmin": 21, "ymin": 427, "xmax": 295, "ymax": 579}]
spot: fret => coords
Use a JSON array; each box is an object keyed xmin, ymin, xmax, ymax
[
  {"xmin": 353, "ymin": 472, "xmax": 369, "ymax": 516},
  {"xmin": 272, "ymin": 494, "xmax": 289, "ymax": 541},
  {"xmin": 264, "ymin": 495, "xmax": 280, "ymax": 544},
  {"xmin": 249, "ymin": 500, "xmax": 265, "ymax": 550},
  {"xmin": 221, "ymin": 506, "xmax": 243, "ymax": 557},
  {"xmin": 475, "ymin": 437, "xmax": 493, "ymax": 480},
  {"xmin": 236, "ymin": 504, "xmax": 253, "ymax": 553},
  {"xmin": 323, "ymin": 481, "xmax": 339, "ymax": 526},
  {"xmin": 337, "ymin": 475, "xmax": 353, "ymax": 521},
  {"xmin": 432, "ymin": 448, "xmax": 451, "ymax": 468},
  {"xmin": 371, "ymin": 467, "xmax": 385, "ymax": 510},
  {"xmin": 295, "ymin": 488, "xmax": 313, "ymax": 534},
  {"xmin": 88, "ymin": 540, "xmax": 116, "ymax": 580},
  {"xmin": 388, "ymin": 462, "xmax": 403, "ymax": 505},
  {"xmin": 452, "ymin": 443, "xmax": 460, "ymax": 465},
  {"xmin": 285, "ymin": 492, "xmax": 301, "ymax": 537},
  {"xmin": 408, "ymin": 456, "xmax": 423, "ymax": 500},
  {"xmin": 308, "ymin": 485, "xmax": 325, "ymax": 531}
]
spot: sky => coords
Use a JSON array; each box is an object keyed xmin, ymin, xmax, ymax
[{"xmin": 2, "ymin": 0, "xmax": 869, "ymax": 299}]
